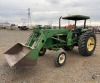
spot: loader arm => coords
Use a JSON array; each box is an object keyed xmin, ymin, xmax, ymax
[{"xmin": 26, "ymin": 29, "xmax": 70, "ymax": 59}]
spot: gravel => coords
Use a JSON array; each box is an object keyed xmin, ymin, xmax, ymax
[{"xmin": 0, "ymin": 29, "xmax": 100, "ymax": 83}]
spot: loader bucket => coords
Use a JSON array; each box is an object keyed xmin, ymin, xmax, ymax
[{"xmin": 4, "ymin": 43, "xmax": 37, "ymax": 68}]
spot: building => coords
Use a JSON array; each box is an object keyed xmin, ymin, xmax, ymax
[{"xmin": 0, "ymin": 22, "xmax": 11, "ymax": 29}]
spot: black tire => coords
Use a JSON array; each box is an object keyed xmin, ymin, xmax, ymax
[
  {"xmin": 54, "ymin": 50, "xmax": 66, "ymax": 67},
  {"xmin": 39, "ymin": 48, "xmax": 46, "ymax": 56},
  {"xmin": 63, "ymin": 46, "xmax": 74, "ymax": 51},
  {"xmin": 78, "ymin": 31, "xmax": 96, "ymax": 56}
]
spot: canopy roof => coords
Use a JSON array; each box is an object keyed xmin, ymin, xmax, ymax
[{"xmin": 62, "ymin": 15, "xmax": 90, "ymax": 20}]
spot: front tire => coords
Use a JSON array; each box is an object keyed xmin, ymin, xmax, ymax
[
  {"xmin": 78, "ymin": 31, "xmax": 96, "ymax": 56},
  {"xmin": 39, "ymin": 48, "xmax": 46, "ymax": 56},
  {"xmin": 54, "ymin": 50, "xmax": 66, "ymax": 67}
]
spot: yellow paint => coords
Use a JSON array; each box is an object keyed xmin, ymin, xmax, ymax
[{"xmin": 87, "ymin": 37, "xmax": 95, "ymax": 51}]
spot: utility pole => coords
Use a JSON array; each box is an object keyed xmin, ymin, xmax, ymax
[
  {"xmin": 28, "ymin": 8, "xmax": 31, "ymax": 27},
  {"xmin": 21, "ymin": 18, "xmax": 26, "ymax": 26},
  {"xmin": 48, "ymin": 20, "xmax": 53, "ymax": 27}
]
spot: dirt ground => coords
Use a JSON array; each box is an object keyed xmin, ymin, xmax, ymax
[{"xmin": 0, "ymin": 30, "xmax": 100, "ymax": 83}]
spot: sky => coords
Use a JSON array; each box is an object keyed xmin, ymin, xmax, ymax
[{"xmin": 0, "ymin": 0, "xmax": 100, "ymax": 26}]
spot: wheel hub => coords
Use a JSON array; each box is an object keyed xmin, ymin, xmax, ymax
[
  {"xmin": 59, "ymin": 54, "xmax": 65, "ymax": 64},
  {"xmin": 87, "ymin": 37, "xmax": 95, "ymax": 51}
]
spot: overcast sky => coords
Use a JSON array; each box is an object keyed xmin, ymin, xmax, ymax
[{"xmin": 0, "ymin": 0, "xmax": 100, "ymax": 25}]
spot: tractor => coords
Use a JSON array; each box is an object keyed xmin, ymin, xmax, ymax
[{"xmin": 4, "ymin": 15, "xmax": 96, "ymax": 68}]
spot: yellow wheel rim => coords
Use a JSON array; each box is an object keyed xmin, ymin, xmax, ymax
[{"xmin": 87, "ymin": 37, "xmax": 95, "ymax": 51}]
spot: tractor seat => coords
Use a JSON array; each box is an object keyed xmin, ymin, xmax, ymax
[{"xmin": 72, "ymin": 28, "xmax": 82, "ymax": 34}]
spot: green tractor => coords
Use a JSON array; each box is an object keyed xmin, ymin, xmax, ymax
[{"xmin": 4, "ymin": 15, "xmax": 96, "ymax": 68}]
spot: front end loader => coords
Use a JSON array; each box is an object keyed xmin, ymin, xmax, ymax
[{"xmin": 4, "ymin": 15, "xmax": 96, "ymax": 68}]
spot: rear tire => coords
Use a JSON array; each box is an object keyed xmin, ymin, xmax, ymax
[{"xmin": 78, "ymin": 31, "xmax": 96, "ymax": 56}]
